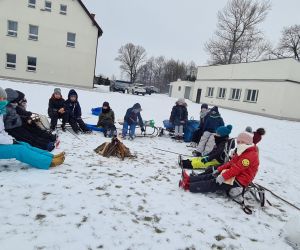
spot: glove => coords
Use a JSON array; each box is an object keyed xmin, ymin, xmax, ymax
[
  {"xmin": 141, "ymin": 127, "xmax": 145, "ymax": 132},
  {"xmin": 201, "ymin": 157, "xmax": 209, "ymax": 164},
  {"xmin": 216, "ymin": 175, "xmax": 225, "ymax": 185}
]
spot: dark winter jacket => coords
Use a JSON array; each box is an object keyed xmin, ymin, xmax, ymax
[
  {"xmin": 124, "ymin": 103, "xmax": 144, "ymax": 127},
  {"xmin": 170, "ymin": 105, "xmax": 188, "ymax": 126},
  {"xmin": 48, "ymin": 94, "xmax": 65, "ymax": 117},
  {"xmin": 206, "ymin": 136, "xmax": 235, "ymax": 164},
  {"xmin": 97, "ymin": 109, "xmax": 115, "ymax": 127},
  {"xmin": 64, "ymin": 89, "xmax": 82, "ymax": 119},
  {"xmin": 202, "ymin": 106, "xmax": 224, "ymax": 133},
  {"xmin": 218, "ymin": 145, "xmax": 259, "ymax": 187},
  {"xmin": 4, "ymin": 104, "xmax": 22, "ymax": 130},
  {"xmin": 16, "ymin": 105, "xmax": 32, "ymax": 123}
]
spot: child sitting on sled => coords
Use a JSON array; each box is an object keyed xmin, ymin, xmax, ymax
[
  {"xmin": 179, "ymin": 131, "xmax": 259, "ymax": 193},
  {"xmin": 181, "ymin": 125, "xmax": 233, "ymax": 170}
]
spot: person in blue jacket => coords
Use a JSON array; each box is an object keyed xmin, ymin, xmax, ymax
[
  {"xmin": 193, "ymin": 106, "xmax": 225, "ymax": 157},
  {"xmin": 0, "ymin": 87, "xmax": 65, "ymax": 169},
  {"xmin": 122, "ymin": 103, "xmax": 144, "ymax": 139},
  {"xmin": 64, "ymin": 89, "xmax": 91, "ymax": 134}
]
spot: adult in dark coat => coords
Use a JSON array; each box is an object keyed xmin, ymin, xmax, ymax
[
  {"xmin": 48, "ymin": 88, "xmax": 68, "ymax": 131},
  {"xmin": 64, "ymin": 89, "xmax": 91, "ymax": 134},
  {"xmin": 169, "ymin": 98, "xmax": 188, "ymax": 140}
]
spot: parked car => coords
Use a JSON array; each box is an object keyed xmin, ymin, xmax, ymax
[
  {"xmin": 128, "ymin": 84, "xmax": 147, "ymax": 95},
  {"xmin": 145, "ymin": 86, "xmax": 160, "ymax": 95},
  {"xmin": 110, "ymin": 80, "xmax": 132, "ymax": 93}
]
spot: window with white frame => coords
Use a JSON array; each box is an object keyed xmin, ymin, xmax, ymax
[
  {"xmin": 27, "ymin": 56, "xmax": 37, "ymax": 71},
  {"xmin": 6, "ymin": 54, "xmax": 16, "ymax": 69},
  {"xmin": 206, "ymin": 87, "xmax": 214, "ymax": 97},
  {"xmin": 28, "ymin": 0, "xmax": 36, "ymax": 8},
  {"xmin": 45, "ymin": 1, "xmax": 52, "ymax": 11},
  {"xmin": 28, "ymin": 25, "xmax": 39, "ymax": 41},
  {"xmin": 7, "ymin": 20, "xmax": 18, "ymax": 37},
  {"xmin": 60, "ymin": 4, "xmax": 67, "ymax": 15},
  {"xmin": 217, "ymin": 88, "xmax": 226, "ymax": 99},
  {"xmin": 229, "ymin": 88, "xmax": 242, "ymax": 101},
  {"xmin": 244, "ymin": 89, "xmax": 259, "ymax": 103},
  {"xmin": 67, "ymin": 32, "xmax": 76, "ymax": 47}
]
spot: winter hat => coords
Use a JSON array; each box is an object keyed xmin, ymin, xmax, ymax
[
  {"xmin": 245, "ymin": 126, "xmax": 253, "ymax": 133},
  {"xmin": 0, "ymin": 87, "xmax": 7, "ymax": 99},
  {"xmin": 102, "ymin": 101, "xmax": 110, "ymax": 108},
  {"xmin": 210, "ymin": 106, "xmax": 219, "ymax": 113},
  {"xmin": 5, "ymin": 88, "xmax": 19, "ymax": 102},
  {"xmin": 216, "ymin": 125, "xmax": 233, "ymax": 137},
  {"xmin": 237, "ymin": 132, "xmax": 253, "ymax": 145},
  {"xmin": 54, "ymin": 88, "xmax": 61, "ymax": 94},
  {"xmin": 201, "ymin": 103, "xmax": 208, "ymax": 109},
  {"xmin": 68, "ymin": 89, "xmax": 78, "ymax": 99},
  {"xmin": 15, "ymin": 91, "xmax": 25, "ymax": 104},
  {"xmin": 176, "ymin": 98, "xmax": 186, "ymax": 106},
  {"xmin": 253, "ymin": 128, "xmax": 266, "ymax": 144},
  {"xmin": 133, "ymin": 103, "xmax": 142, "ymax": 110}
]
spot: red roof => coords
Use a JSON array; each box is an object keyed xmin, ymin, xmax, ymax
[{"xmin": 78, "ymin": 0, "xmax": 103, "ymax": 37}]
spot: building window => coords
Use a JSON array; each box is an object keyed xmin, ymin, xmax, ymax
[
  {"xmin": 67, "ymin": 32, "xmax": 76, "ymax": 47},
  {"xmin": 28, "ymin": 25, "xmax": 39, "ymax": 41},
  {"xmin": 6, "ymin": 54, "xmax": 16, "ymax": 69},
  {"xmin": 45, "ymin": 1, "xmax": 52, "ymax": 12},
  {"xmin": 60, "ymin": 4, "xmax": 67, "ymax": 15},
  {"xmin": 27, "ymin": 56, "xmax": 37, "ymax": 71},
  {"xmin": 217, "ymin": 88, "xmax": 226, "ymax": 99},
  {"xmin": 229, "ymin": 88, "xmax": 242, "ymax": 101},
  {"xmin": 28, "ymin": 0, "xmax": 36, "ymax": 8},
  {"xmin": 7, "ymin": 20, "xmax": 18, "ymax": 37},
  {"xmin": 206, "ymin": 87, "xmax": 214, "ymax": 97},
  {"xmin": 244, "ymin": 89, "xmax": 259, "ymax": 103},
  {"xmin": 178, "ymin": 86, "xmax": 181, "ymax": 91}
]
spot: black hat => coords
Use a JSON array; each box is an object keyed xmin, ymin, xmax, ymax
[
  {"xmin": 102, "ymin": 101, "xmax": 109, "ymax": 107},
  {"xmin": 201, "ymin": 103, "xmax": 208, "ymax": 109}
]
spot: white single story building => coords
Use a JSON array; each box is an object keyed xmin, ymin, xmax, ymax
[
  {"xmin": 0, "ymin": 0, "xmax": 103, "ymax": 88},
  {"xmin": 169, "ymin": 58, "xmax": 300, "ymax": 121}
]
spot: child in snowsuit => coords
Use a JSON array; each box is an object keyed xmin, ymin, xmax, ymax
[
  {"xmin": 122, "ymin": 103, "xmax": 144, "ymax": 139},
  {"xmin": 193, "ymin": 106, "xmax": 224, "ymax": 156},
  {"xmin": 97, "ymin": 101, "xmax": 116, "ymax": 137},
  {"xmin": 189, "ymin": 103, "xmax": 209, "ymax": 147},
  {"xmin": 64, "ymin": 89, "xmax": 91, "ymax": 134},
  {"xmin": 15, "ymin": 90, "xmax": 57, "ymax": 143},
  {"xmin": 169, "ymin": 98, "xmax": 188, "ymax": 140},
  {"xmin": 4, "ymin": 89, "xmax": 55, "ymax": 151},
  {"xmin": 180, "ymin": 131, "xmax": 259, "ymax": 194},
  {"xmin": 181, "ymin": 125, "xmax": 234, "ymax": 170},
  {"xmin": 0, "ymin": 87, "xmax": 65, "ymax": 169},
  {"xmin": 48, "ymin": 88, "xmax": 68, "ymax": 131}
]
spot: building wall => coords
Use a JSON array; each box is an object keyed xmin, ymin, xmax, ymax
[
  {"xmin": 0, "ymin": 0, "xmax": 99, "ymax": 88},
  {"xmin": 170, "ymin": 81, "xmax": 194, "ymax": 99},
  {"xmin": 280, "ymin": 82, "xmax": 300, "ymax": 120}
]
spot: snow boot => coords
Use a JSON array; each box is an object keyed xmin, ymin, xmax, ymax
[
  {"xmin": 53, "ymin": 152, "xmax": 65, "ymax": 159},
  {"xmin": 50, "ymin": 155, "xmax": 65, "ymax": 168}
]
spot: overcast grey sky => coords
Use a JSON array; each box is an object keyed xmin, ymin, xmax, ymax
[{"xmin": 83, "ymin": 0, "xmax": 300, "ymax": 79}]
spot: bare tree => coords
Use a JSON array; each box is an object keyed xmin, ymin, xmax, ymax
[
  {"xmin": 205, "ymin": 0, "xmax": 271, "ymax": 65},
  {"xmin": 278, "ymin": 25, "xmax": 300, "ymax": 61},
  {"xmin": 115, "ymin": 43, "xmax": 146, "ymax": 83}
]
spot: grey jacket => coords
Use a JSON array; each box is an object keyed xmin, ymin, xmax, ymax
[{"xmin": 3, "ymin": 104, "xmax": 22, "ymax": 130}]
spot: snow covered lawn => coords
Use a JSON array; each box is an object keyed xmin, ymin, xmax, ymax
[{"xmin": 0, "ymin": 79, "xmax": 299, "ymax": 250}]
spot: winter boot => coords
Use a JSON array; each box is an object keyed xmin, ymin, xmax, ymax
[
  {"xmin": 181, "ymin": 159, "xmax": 193, "ymax": 169},
  {"xmin": 53, "ymin": 152, "xmax": 65, "ymax": 159},
  {"xmin": 50, "ymin": 155, "xmax": 65, "ymax": 168}
]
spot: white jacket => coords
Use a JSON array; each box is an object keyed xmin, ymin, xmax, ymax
[{"xmin": 0, "ymin": 115, "xmax": 13, "ymax": 145}]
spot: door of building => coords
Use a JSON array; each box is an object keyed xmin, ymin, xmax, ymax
[
  {"xmin": 196, "ymin": 89, "xmax": 202, "ymax": 103},
  {"xmin": 184, "ymin": 86, "xmax": 191, "ymax": 99}
]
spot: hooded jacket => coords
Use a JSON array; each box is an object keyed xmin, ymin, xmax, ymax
[
  {"xmin": 206, "ymin": 136, "xmax": 235, "ymax": 164},
  {"xmin": 170, "ymin": 101, "xmax": 188, "ymax": 126},
  {"xmin": 97, "ymin": 106, "xmax": 115, "ymax": 127},
  {"xmin": 124, "ymin": 103, "xmax": 144, "ymax": 127},
  {"xmin": 48, "ymin": 93, "xmax": 65, "ymax": 117},
  {"xmin": 3, "ymin": 89, "xmax": 22, "ymax": 130},
  {"xmin": 64, "ymin": 89, "xmax": 82, "ymax": 119},
  {"xmin": 202, "ymin": 106, "xmax": 224, "ymax": 133}
]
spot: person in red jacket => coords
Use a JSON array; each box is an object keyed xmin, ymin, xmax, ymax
[{"xmin": 179, "ymin": 131, "xmax": 259, "ymax": 193}]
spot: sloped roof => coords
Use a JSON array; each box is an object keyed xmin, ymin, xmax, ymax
[{"xmin": 78, "ymin": 0, "xmax": 103, "ymax": 37}]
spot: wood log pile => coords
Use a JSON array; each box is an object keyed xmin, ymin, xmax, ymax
[{"xmin": 94, "ymin": 137, "xmax": 135, "ymax": 160}]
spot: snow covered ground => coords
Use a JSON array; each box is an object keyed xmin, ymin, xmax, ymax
[{"xmin": 0, "ymin": 79, "xmax": 300, "ymax": 250}]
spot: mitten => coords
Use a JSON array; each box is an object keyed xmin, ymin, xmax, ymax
[{"xmin": 216, "ymin": 175, "xmax": 225, "ymax": 185}]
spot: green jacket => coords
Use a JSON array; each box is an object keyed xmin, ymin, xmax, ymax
[{"xmin": 97, "ymin": 109, "xmax": 115, "ymax": 127}]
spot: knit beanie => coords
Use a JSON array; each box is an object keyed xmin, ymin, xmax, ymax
[
  {"xmin": 253, "ymin": 128, "xmax": 266, "ymax": 144},
  {"xmin": 5, "ymin": 88, "xmax": 19, "ymax": 102},
  {"xmin": 0, "ymin": 87, "xmax": 7, "ymax": 99},
  {"xmin": 176, "ymin": 98, "xmax": 186, "ymax": 106},
  {"xmin": 54, "ymin": 88, "xmax": 61, "ymax": 94},
  {"xmin": 237, "ymin": 132, "xmax": 253, "ymax": 145},
  {"xmin": 102, "ymin": 101, "xmax": 110, "ymax": 108},
  {"xmin": 201, "ymin": 103, "xmax": 208, "ymax": 109},
  {"xmin": 216, "ymin": 125, "xmax": 233, "ymax": 137}
]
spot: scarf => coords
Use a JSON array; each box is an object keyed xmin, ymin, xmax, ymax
[
  {"xmin": 236, "ymin": 143, "xmax": 254, "ymax": 156},
  {"xmin": 0, "ymin": 100, "xmax": 8, "ymax": 115}
]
